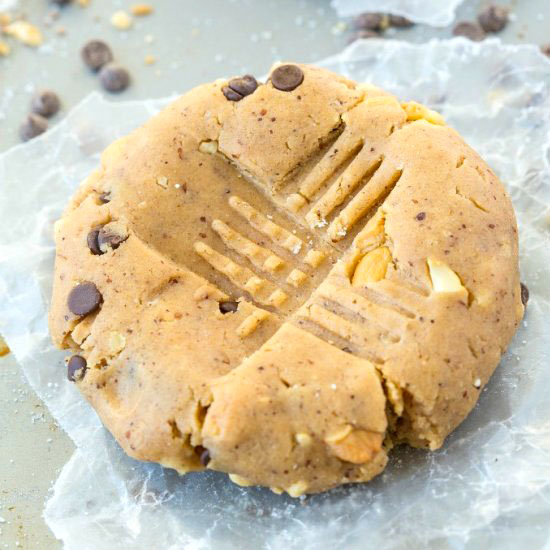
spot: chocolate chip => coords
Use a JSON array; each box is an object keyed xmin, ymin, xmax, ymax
[
  {"xmin": 520, "ymin": 282, "xmax": 529, "ymax": 306},
  {"xmin": 31, "ymin": 89, "xmax": 60, "ymax": 118},
  {"xmin": 87, "ymin": 228, "xmax": 102, "ymax": 255},
  {"xmin": 347, "ymin": 29, "xmax": 381, "ymax": 44},
  {"xmin": 541, "ymin": 44, "xmax": 550, "ymax": 58},
  {"xmin": 415, "ymin": 212, "xmax": 426, "ymax": 221},
  {"xmin": 81, "ymin": 40, "xmax": 113, "ymax": 71},
  {"xmin": 219, "ymin": 301, "xmax": 238, "ymax": 314},
  {"xmin": 19, "ymin": 114, "xmax": 48, "ymax": 142},
  {"xmin": 271, "ymin": 64, "xmax": 304, "ymax": 92},
  {"xmin": 67, "ymin": 282, "xmax": 102, "ymax": 316},
  {"xmin": 222, "ymin": 86, "xmax": 243, "ymax": 102},
  {"xmin": 67, "ymin": 355, "xmax": 87, "ymax": 382},
  {"xmin": 478, "ymin": 5, "xmax": 508, "ymax": 33},
  {"xmin": 223, "ymin": 74, "xmax": 258, "ymax": 102},
  {"xmin": 196, "ymin": 446, "xmax": 211, "ymax": 466},
  {"xmin": 97, "ymin": 225, "xmax": 128, "ymax": 252},
  {"xmin": 98, "ymin": 191, "xmax": 111, "ymax": 203},
  {"xmin": 99, "ymin": 63, "xmax": 130, "ymax": 93},
  {"xmin": 352, "ymin": 12, "xmax": 387, "ymax": 31},
  {"xmin": 453, "ymin": 21, "xmax": 486, "ymax": 42},
  {"xmin": 389, "ymin": 14, "xmax": 414, "ymax": 28},
  {"xmin": 52, "ymin": 0, "xmax": 72, "ymax": 5}
]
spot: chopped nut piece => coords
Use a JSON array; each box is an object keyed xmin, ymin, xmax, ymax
[
  {"xmin": 325, "ymin": 424, "xmax": 353, "ymax": 444},
  {"xmin": 351, "ymin": 246, "xmax": 391, "ymax": 287},
  {"xmin": 287, "ymin": 480, "xmax": 309, "ymax": 497},
  {"xmin": 110, "ymin": 10, "xmax": 132, "ymax": 30},
  {"xmin": 401, "ymin": 101, "xmax": 445, "ymax": 125},
  {"xmin": 427, "ymin": 258, "xmax": 467, "ymax": 295},
  {"xmin": 107, "ymin": 331, "xmax": 126, "ymax": 354},
  {"xmin": 131, "ymin": 3, "xmax": 153, "ymax": 16},
  {"xmin": 295, "ymin": 432, "xmax": 312, "ymax": 447},
  {"xmin": 156, "ymin": 176, "xmax": 168, "ymax": 188},
  {"xmin": 5, "ymin": 20, "xmax": 43, "ymax": 47},
  {"xmin": 327, "ymin": 429, "xmax": 382, "ymax": 464},
  {"xmin": 228, "ymin": 473, "xmax": 255, "ymax": 487},
  {"xmin": 199, "ymin": 140, "xmax": 218, "ymax": 154}
]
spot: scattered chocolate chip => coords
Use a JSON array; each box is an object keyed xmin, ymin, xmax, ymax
[
  {"xmin": 520, "ymin": 282, "xmax": 529, "ymax": 306},
  {"xmin": 540, "ymin": 44, "xmax": 550, "ymax": 58},
  {"xmin": 67, "ymin": 355, "xmax": 87, "ymax": 382},
  {"xmin": 97, "ymin": 225, "xmax": 128, "ymax": 252},
  {"xmin": 478, "ymin": 5, "xmax": 508, "ymax": 33},
  {"xmin": 352, "ymin": 12, "xmax": 387, "ymax": 31},
  {"xmin": 196, "ymin": 446, "xmax": 211, "ymax": 466},
  {"xmin": 453, "ymin": 21, "xmax": 486, "ymax": 42},
  {"xmin": 342, "ymin": 346, "xmax": 352, "ymax": 354},
  {"xmin": 19, "ymin": 113, "xmax": 48, "ymax": 141},
  {"xmin": 52, "ymin": 0, "xmax": 72, "ymax": 5},
  {"xmin": 99, "ymin": 62, "xmax": 130, "ymax": 92},
  {"xmin": 222, "ymin": 74, "xmax": 258, "ymax": 102},
  {"xmin": 389, "ymin": 14, "xmax": 414, "ymax": 28},
  {"xmin": 347, "ymin": 29, "xmax": 380, "ymax": 43},
  {"xmin": 67, "ymin": 282, "xmax": 102, "ymax": 316},
  {"xmin": 98, "ymin": 191, "xmax": 111, "ymax": 203},
  {"xmin": 271, "ymin": 64, "xmax": 304, "ymax": 92},
  {"xmin": 415, "ymin": 212, "xmax": 426, "ymax": 221},
  {"xmin": 81, "ymin": 40, "xmax": 114, "ymax": 71},
  {"xmin": 222, "ymin": 86, "xmax": 243, "ymax": 102},
  {"xmin": 87, "ymin": 228, "xmax": 102, "ymax": 255},
  {"xmin": 219, "ymin": 301, "xmax": 238, "ymax": 314},
  {"xmin": 31, "ymin": 89, "xmax": 60, "ymax": 117}
]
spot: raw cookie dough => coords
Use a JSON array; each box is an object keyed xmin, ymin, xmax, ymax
[{"xmin": 49, "ymin": 63, "xmax": 524, "ymax": 496}]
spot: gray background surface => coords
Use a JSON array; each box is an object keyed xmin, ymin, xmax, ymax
[{"xmin": 0, "ymin": 0, "xmax": 547, "ymax": 547}]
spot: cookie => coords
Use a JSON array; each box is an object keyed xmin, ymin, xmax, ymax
[{"xmin": 49, "ymin": 63, "xmax": 524, "ymax": 496}]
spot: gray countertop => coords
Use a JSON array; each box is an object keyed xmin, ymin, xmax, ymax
[{"xmin": 0, "ymin": 0, "xmax": 548, "ymax": 547}]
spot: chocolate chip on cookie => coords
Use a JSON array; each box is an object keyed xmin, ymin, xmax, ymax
[
  {"xmin": 67, "ymin": 355, "xmax": 87, "ymax": 382},
  {"xmin": 31, "ymin": 89, "xmax": 60, "ymax": 118},
  {"xmin": 196, "ymin": 446, "xmax": 211, "ymax": 466},
  {"xmin": 68, "ymin": 282, "xmax": 102, "ymax": 316},
  {"xmin": 87, "ymin": 228, "xmax": 102, "ymax": 255},
  {"xmin": 415, "ymin": 212, "xmax": 426, "ymax": 221},
  {"xmin": 98, "ymin": 224, "xmax": 128, "ymax": 252},
  {"xmin": 520, "ymin": 282, "xmax": 529, "ymax": 306},
  {"xmin": 81, "ymin": 40, "xmax": 113, "ymax": 71},
  {"xmin": 219, "ymin": 301, "xmax": 239, "ymax": 314},
  {"xmin": 98, "ymin": 191, "xmax": 111, "ymax": 203},
  {"xmin": 478, "ymin": 5, "xmax": 508, "ymax": 33},
  {"xmin": 271, "ymin": 65, "xmax": 304, "ymax": 92},
  {"xmin": 222, "ymin": 75, "xmax": 258, "ymax": 102}
]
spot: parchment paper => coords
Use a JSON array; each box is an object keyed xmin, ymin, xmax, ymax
[
  {"xmin": 1, "ymin": 38, "xmax": 549, "ymax": 549},
  {"xmin": 331, "ymin": 0, "xmax": 465, "ymax": 26}
]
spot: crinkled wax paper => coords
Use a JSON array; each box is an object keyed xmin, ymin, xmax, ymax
[
  {"xmin": 331, "ymin": 0, "xmax": 464, "ymax": 26},
  {"xmin": 1, "ymin": 38, "xmax": 549, "ymax": 549}
]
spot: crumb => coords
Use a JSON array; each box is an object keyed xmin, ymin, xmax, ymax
[
  {"xmin": 144, "ymin": 54, "xmax": 155, "ymax": 65},
  {"xmin": 4, "ymin": 20, "xmax": 44, "ymax": 47},
  {"xmin": 55, "ymin": 26, "xmax": 66, "ymax": 35},
  {"xmin": 131, "ymin": 3, "xmax": 153, "ymax": 16},
  {"xmin": 77, "ymin": 0, "xmax": 90, "ymax": 6}
]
